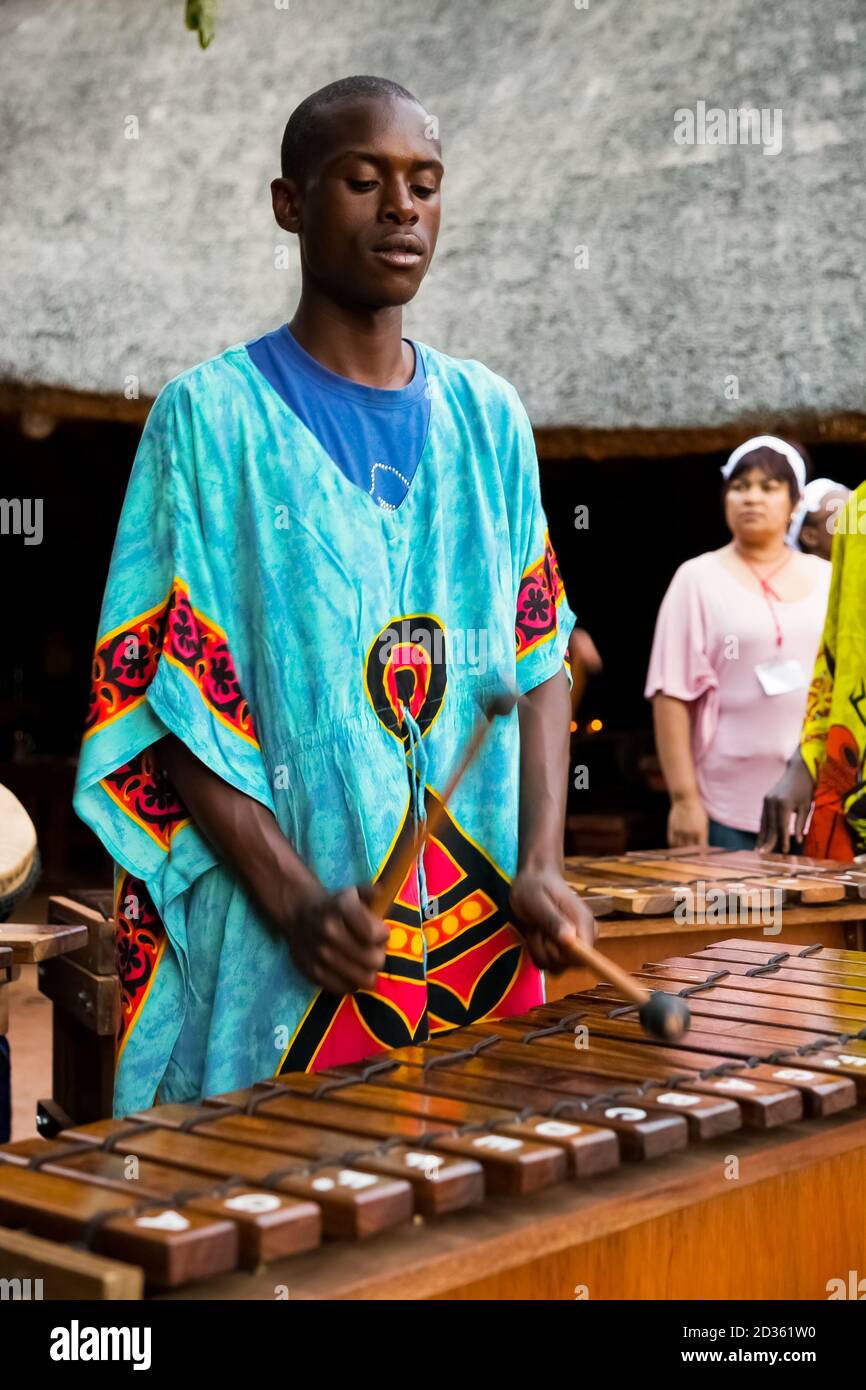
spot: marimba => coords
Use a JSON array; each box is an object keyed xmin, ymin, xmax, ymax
[
  {"xmin": 23, "ymin": 854, "xmax": 865, "ymax": 1133},
  {"xmin": 2, "ymin": 935, "xmax": 866, "ymax": 1299},
  {"xmin": 555, "ymin": 847, "xmax": 866, "ymax": 997}
]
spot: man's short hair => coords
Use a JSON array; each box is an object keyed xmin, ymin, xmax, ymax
[{"xmin": 280, "ymin": 75, "xmax": 421, "ymax": 184}]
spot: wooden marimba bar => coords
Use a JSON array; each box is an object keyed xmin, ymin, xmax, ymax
[
  {"xmin": 566, "ymin": 846, "xmax": 866, "ymax": 918},
  {"xmin": 555, "ymin": 847, "xmax": 866, "ymax": 998},
  {"xmin": 2, "ymin": 937, "xmax": 866, "ymax": 1298}
]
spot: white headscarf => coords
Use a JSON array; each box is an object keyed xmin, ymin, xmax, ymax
[
  {"xmin": 720, "ymin": 435, "xmax": 807, "ymax": 492},
  {"xmin": 787, "ymin": 477, "xmax": 849, "ymax": 547}
]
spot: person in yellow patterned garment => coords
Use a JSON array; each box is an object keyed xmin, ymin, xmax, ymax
[{"xmin": 760, "ymin": 482, "xmax": 866, "ymax": 858}]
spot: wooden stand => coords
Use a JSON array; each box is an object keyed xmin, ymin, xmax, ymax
[
  {"xmin": 38, "ymin": 892, "xmax": 118, "ymax": 1133},
  {"xmin": 0, "ymin": 891, "xmax": 117, "ymax": 1136}
]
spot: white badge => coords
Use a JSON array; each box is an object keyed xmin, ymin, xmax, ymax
[{"xmin": 753, "ymin": 657, "xmax": 806, "ymax": 697}]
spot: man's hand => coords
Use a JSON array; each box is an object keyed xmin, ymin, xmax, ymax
[
  {"xmin": 152, "ymin": 734, "xmax": 389, "ymax": 994},
  {"xmin": 276, "ymin": 883, "xmax": 390, "ymax": 997},
  {"xmin": 667, "ymin": 794, "xmax": 708, "ymax": 847},
  {"xmin": 759, "ymin": 751, "xmax": 815, "ymax": 853},
  {"xmin": 509, "ymin": 864, "xmax": 597, "ymax": 974}
]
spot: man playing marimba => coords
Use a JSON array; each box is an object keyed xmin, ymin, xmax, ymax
[{"xmin": 73, "ymin": 76, "xmax": 591, "ymax": 1115}]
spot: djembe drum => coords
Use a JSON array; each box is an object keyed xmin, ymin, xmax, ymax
[
  {"xmin": 0, "ymin": 783, "xmax": 39, "ymax": 1143},
  {"xmin": 0, "ymin": 783, "xmax": 38, "ymax": 924}
]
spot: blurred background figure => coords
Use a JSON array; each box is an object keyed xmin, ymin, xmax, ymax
[
  {"xmin": 761, "ymin": 480, "xmax": 866, "ymax": 859},
  {"xmin": 646, "ymin": 436, "xmax": 831, "ymax": 849},
  {"xmin": 567, "ymin": 624, "xmax": 603, "ymax": 714},
  {"xmin": 0, "ymin": 782, "xmax": 40, "ymax": 1141},
  {"xmin": 787, "ymin": 477, "xmax": 850, "ymax": 559}
]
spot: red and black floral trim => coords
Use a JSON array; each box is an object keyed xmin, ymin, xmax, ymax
[
  {"xmin": 162, "ymin": 582, "xmax": 257, "ymax": 745},
  {"xmin": 115, "ymin": 870, "xmax": 166, "ymax": 1054},
  {"xmin": 515, "ymin": 532, "xmax": 566, "ymax": 659},
  {"xmin": 101, "ymin": 748, "xmax": 189, "ymax": 852},
  {"xmin": 86, "ymin": 603, "xmax": 167, "ymax": 734},
  {"xmin": 85, "ymin": 577, "xmax": 258, "ymax": 747}
]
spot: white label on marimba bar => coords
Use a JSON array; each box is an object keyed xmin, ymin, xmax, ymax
[
  {"xmin": 224, "ymin": 1193, "xmax": 282, "ymax": 1214},
  {"xmin": 404, "ymin": 1152, "xmax": 444, "ymax": 1171},
  {"xmin": 534, "ymin": 1121, "xmax": 581, "ymax": 1137},
  {"xmin": 713, "ymin": 1078, "xmax": 756, "ymax": 1092},
  {"xmin": 337, "ymin": 1170, "xmax": 378, "ymax": 1189},
  {"xmin": 837, "ymin": 1055, "xmax": 866, "ymax": 1067},
  {"xmin": 135, "ymin": 1210, "xmax": 190, "ymax": 1231},
  {"xmin": 604, "ymin": 1107, "xmax": 647, "ymax": 1121},
  {"xmin": 772, "ymin": 1069, "xmax": 815, "ymax": 1082},
  {"xmin": 656, "ymin": 1092, "xmax": 701, "ymax": 1107},
  {"xmin": 312, "ymin": 1170, "xmax": 379, "ymax": 1190},
  {"xmin": 473, "ymin": 1134, "xmax": 522, "ymax": 1152}
]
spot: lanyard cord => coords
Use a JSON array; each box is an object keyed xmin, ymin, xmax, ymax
[
  {"xmin": 734, "ymin": 546, "xmax": 792, "ymax": 649},
  {"xmin": 400, "ymin": 700, "xmax": 430, "ymax": 918}
]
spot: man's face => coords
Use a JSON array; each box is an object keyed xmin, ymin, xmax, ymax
[{"xmin": 273, "ymin": 95, "xmax": 442, "ymax": 309}]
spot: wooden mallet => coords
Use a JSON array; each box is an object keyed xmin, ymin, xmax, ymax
[
  {"xmin": 557, "ymin": 932, "xmax": 690, "ymax": 1040},
  {"xmin": 369, "ymin": 689, "xmax": 519, "ymax": 920},
  {"xmin": 369, "ymin": 683, "xmax": 690, "ymax": 1041}
]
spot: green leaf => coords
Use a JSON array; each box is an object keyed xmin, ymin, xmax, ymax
[{"xmin": 185, "ymin": 0, "xmax": 219, "ymax": 49}]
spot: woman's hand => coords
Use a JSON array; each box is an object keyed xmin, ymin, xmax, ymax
[
  {"xmin": 275, "ymin": 882, "xmax": 390, "ymax": 997},
  {"xmin": 652, "ymin": 696, "xmax": 708, "ymax": 848},
  {"xmin": 509, "ymin": 863, "xmax": 597, "ymax": 974},
  {"xmin": 667, "ymin": 794, "xmax": 708, "ymax": 847},
  {"xmin": 759, "ymin": 751, "xmax": 815, "ymax": 853}
]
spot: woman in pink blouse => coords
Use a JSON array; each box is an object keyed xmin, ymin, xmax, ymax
[{"xmin": 645, "ymin": 437, "xmax": 831, "ymax": 849}]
